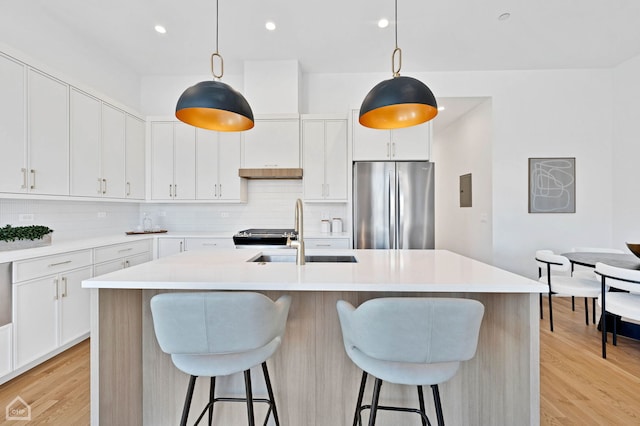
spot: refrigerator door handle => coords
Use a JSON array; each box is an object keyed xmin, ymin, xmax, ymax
[{"xmin": 389, "ymin": 170, "xmax": 396, "ymax": 249}]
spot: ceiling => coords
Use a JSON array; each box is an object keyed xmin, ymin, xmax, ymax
[
  {"xmin": 2, "ymin": 0, "xmax": 640, "ymax": 78},
  {"xmin": 0, "ymin": 1, "xmax": 637, "ymax": 132}
]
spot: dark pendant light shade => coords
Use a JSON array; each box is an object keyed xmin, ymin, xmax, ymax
[
  {"xmin": 175, "ymin": 80, "xmax": 254, "ymax": 132},
  {"xmin": 359, "ymin": 75, "xmax": 437, "ymax": 129}
]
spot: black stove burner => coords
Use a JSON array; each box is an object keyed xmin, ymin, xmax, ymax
[{"xmin": 233, "ymin": 228, "xmax": 297, "ymax": 246}]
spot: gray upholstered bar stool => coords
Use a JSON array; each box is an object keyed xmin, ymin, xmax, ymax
[
  {"xmin": 150, "ymin": 292, "xmax": 291, "ymax": 426},
  {"xmin": 337, "ymin": 297, "xmax": 484, "ymax": 426}
]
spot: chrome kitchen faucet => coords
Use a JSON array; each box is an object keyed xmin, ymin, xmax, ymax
[{"xmin": 287, "ymin": 198, "xmax": 305, "ymax": 265}]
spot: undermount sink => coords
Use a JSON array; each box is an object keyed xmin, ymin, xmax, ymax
[{"xmin": 251, "ymin": 254, "xmax": 357, "ymax": 263}]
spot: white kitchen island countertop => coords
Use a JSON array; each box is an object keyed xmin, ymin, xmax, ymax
[
  {"xmin": 87, "ymin": 248, "xmax": 544, "ymax": 426},
  {"xmin": 83, "ymin": 248, "xmax": 546, "ymax": 293}
]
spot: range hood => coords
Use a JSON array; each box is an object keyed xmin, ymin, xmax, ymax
[
  {"xmin": 238, "ymin": 60, "xmax": 303, "ymax": 179},
  {"xmin": 238, "ymin": 168, "xmax": 303, "ymax": 179}
]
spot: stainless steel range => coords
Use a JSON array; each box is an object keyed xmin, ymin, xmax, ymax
[{"xmin": 233, "ymin": 228, "xmax": 298, "ymax": 249}]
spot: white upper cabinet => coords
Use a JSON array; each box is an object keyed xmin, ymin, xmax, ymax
[
  {"xmin": 70, "ymin": 89, "xmax": 102, "ymax": 197},
  {"xmin": 100, "ymin": 103, "xmax": 126, "ymax": 198},
  {"xmin": 0, "ymin": 54, "xmax": 27, "ymax": 193},
  {"xmin": 1, "ymin": 51, "xmax": 145, "ymax": 199},
  {"xmin": 303, "ymin": 117, "xmax": 348, "ymax": 201},
  {"xmin": 27, "ymin": 69, "xmax": 69, "ymax": 195},
  {"xmin": 242, "ymin": 116, "xmax": 300, "ymax": 168},
  {"xmin": 196, "ymin": 129, "xmax": 246, "ymax": 202},
  {"xmin": 125, "ymin": 115, "xmax": 145, "ymax": 199},
  {"xmin": 150, "ymin": 121, "xmax": 196, "ymax": 200},
  {"xmin": 70, "ymin": 91, "xmax": 126, "ymax": 198},
  {"xmin": 351, "ymin": 109, "xmax": 431, "ymax": 161}
]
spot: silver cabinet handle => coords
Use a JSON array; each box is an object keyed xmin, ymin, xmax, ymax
[
  {"xmin": 219, "ymin": 184, "xmax": 222, "ymax": 198},
  {"xmin": 118, "ymin": 248, "xmax": 133, "ymax": 253},
  {"xmin": 174, "ymin": 184, "xmax": 177, "ymax": 198},
  {"xmin": 179, "ymin": 241, "xmax": 183, "ymax": 252},
  {"xmin": 54, "ymin": 278, "xmax": 59, "ymax": 300},
  {"xmin": 316, "ymin": 244, "xmax": 331, "ymax": 247},
  {"xmin": 126, "ymin": 182, "xmax": 131, "ymax": 196},
  {"xmin": 387, "ymin": 142, "xmax": 391, "ymax": 158},
  {"xmin": 169, "ymin": 184, "xmax": 172, "ymax": 197},
  {"xmin": 214, "ymin": 184, "xmax": 218, "ymax": 197},
  {"xmin": 125, "ymin": 260, "xmax": 130, "ymax": 268},
  {"xmin": 30, "ymin": 169, "xmax": 36, "ymax": 189},
  {"xmin": 48, "ymin": 260, "xmax": 72, "ymax": 268},
  {"xmin": 61, "ymin": 276, "xmax": 68, "ymax": 297},
  {"xmin": 202, "ymin": 243, "xmax": 218, "ymax": 246},
  {"xmin": 97, "ymin": 178, "xmax": 102, "ymax": 194},
  {"xmin": 392, "ymin": 142, "xmax": 396, "ymax": 157},
  {"xmin": 21, "ymin": 168, "xmax": 27, "ymax": 189},
  {"xmin": 102, "ymin": 178, "xmax": 107, "ymax": 194}
]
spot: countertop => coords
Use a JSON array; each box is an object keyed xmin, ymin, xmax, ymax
[{"xmin": 83, "ymin": 248, "xmax": 546, "ymax": 293}]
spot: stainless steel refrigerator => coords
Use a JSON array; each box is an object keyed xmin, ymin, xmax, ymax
[{"xmin": 353, "ymin": 161, "xmax": 434, "ymax": 249}]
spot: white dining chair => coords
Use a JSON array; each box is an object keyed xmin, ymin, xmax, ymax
[
  {"xmin": 569, "ymin": 247, "xmax": 622, "ymax": 310},
  {"xmin": 150, "ymin": 291, "xmax": 291, "ymax": 426},
  {"xmin": 536, "ymin": 250, "xmax": 602, "ymax": 331},
  {"xmin": 595, "ymin": 262, "xmax": 640, "ymax": 359},
  {"xmin": 337, "ymin": 297, "xmax": 484, "ymax": 426}
]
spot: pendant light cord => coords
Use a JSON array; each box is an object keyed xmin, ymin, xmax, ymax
[
  {"xmin": 392, "ymin": 0, "xmax": 402, "ymax": 76},
  {"xmin": 211, "ymin": 0, "xmax": 223, "ymax": 79}
]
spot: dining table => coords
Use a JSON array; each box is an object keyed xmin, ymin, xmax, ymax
[{"xmin": 562, "ymin": 251, "xmax": 640, "ymax": 340}]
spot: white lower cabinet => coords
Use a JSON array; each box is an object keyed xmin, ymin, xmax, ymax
[
  {"xmin": 157, "ymin": 238, "xmax": 185, "ymax": 258},
  {"xmin": 93, "ymin": 239, "xmax": 152, "ymax": 276},
  {"xmin": 14, "ymin": 265, "xmax": 92, "ymax": 368},
  {"xmin": 185, "ymin": 237, "xmax": 234, "ymax": 251},
  {"xmin": 304, "ymin": 238, "xmax": 351, "ymax": 249},
  {"xmin": 0, "ymin": 324, "xmax": 12, "ymax": 377}
]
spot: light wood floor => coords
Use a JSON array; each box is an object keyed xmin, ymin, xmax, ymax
[{"xmin": 1, "ymin": 298, "xmax": 640, "ymax": 425}]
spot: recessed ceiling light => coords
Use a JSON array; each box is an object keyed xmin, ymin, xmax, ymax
[
  {"xmin": 154, "ymin": 25, "xmax": 167, "ymax": 34},
  {"xmin": 438, "ymin": 106, "xmax": 446, "ymax": 111},
  {"xmin": 265, "ymin": 21, "xmax": 276, "ymax": 31},
  {"xmin": 378, "ymin": 18, "xmax": 389, "ymax": 29},
  {"xmin": 498, "ymin": 12, "xmax": 511, "ymax": 21}
]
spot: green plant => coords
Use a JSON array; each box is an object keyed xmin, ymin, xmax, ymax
[{"xmin": 0, "ymin": 225, "xmax": 53, "ymax": 242}]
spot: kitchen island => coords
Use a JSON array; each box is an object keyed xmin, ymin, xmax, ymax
[{"xmin": 83, "ymin": 249, "xmax": 546, "ymax": 426}]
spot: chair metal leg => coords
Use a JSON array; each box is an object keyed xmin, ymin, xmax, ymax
[
  {"xmin": 601, "ymin": 278, "xmax": 607, "ymax": 358},
  {"xmin": 431, "ymin": 384, "xmax": 445, "ymax": 426},
  {"xmin": 613, "ymin": 315, "xmax": 618, "ymax": 346},
  {"xmin": 244, "ymin": 370, "xmax": 255, "ymax": 426},
  {"xmin": 417, "ymin": 385, "xmax": 428, "ymax": 426},
  {"xmin": 539, "ymin": 293, "xmax": 543, "ymax": 319},
  {"xmin": 261, "ymin": 362, "xmax": 280, "ymax": 426},
  {"xmin": 548, "ymin": 291, "xmax": 554, "ymax": 332},
  {"xmin": 208, "ymin": 377, "xmax": 216, "ymax": 426},
  {"xmin": 368, "ymin": 378, "xmax": 383, "ymax": 426},
  {"xmin": 593, "ymin": 298, "xmax": 596, "ymax": 324},
  {"xmin": 584, "ymin": 297, "xmax": 589, "ymax": 325},
  {"xmin": 181, "ymin": 375, "xmax": 197, "ymax": 426},
  {"xmin": 572, "ymin": 296, "xmax": 575, "ymax": 311},
  {"xmin": 353, "ymin": 372, "xmax": 368, "ymax": 426}
]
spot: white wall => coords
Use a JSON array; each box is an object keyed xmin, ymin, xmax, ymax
[
  {"xmin": 432, "ymin": 99, "xmax": 493, "ymax": 264},
  {"xmin": 304, "ymin": 69, "xmax": 614, "ymax": 278},
  {"xmin": 0, "ymin": 31, "xmax": 141, "ymax": 111},
  {"xmin": 0, "ymin": 199, "xmax": 139, "ymax": 242},
  {"xmin": 612, "ymin": 54, "xmax": 640, "ymax": 246},
  {"xmin": 141, "ymin": 180, "xmax": 348, "ymax": 235}
]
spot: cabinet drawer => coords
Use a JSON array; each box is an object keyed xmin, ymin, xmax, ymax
[
  {"xmin": 13, "ymin": 250, "xmax": 92, "ymax": 283},
  {"xmin": 185, "ymin": 238, "xmax": 234, "ymax": 251},
  {"xmin": 305, "ymin": 238, "xmax": 351, "ymax": 249},
  {"xmin": 94, "ymin": 239, "xmax": 152, "ymax": 264}
]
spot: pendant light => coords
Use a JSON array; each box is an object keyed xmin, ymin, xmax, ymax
[
  {"xmin": 175, "ymin": 0, "xmax": 254, "ymax": 132},
  {"xmin": 359, "ymin": 0, "xmax": 438, "ymax": 129}
]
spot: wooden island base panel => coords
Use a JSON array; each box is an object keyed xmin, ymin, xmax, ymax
[{"xmin": 84, "ymin": 249, "xmax": 546, "ymax": 426}]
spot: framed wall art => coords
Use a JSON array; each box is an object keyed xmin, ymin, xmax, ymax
[{"xmin": 528, "ymin": 157, "xmax": 575, "ymax": 213}]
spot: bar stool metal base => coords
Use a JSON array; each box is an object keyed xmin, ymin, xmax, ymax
[
  {"xmin": 352, "ymin": 371, "xmax": 443, "ymax": 426},
  {"xmin": 180, "ymin": 362, "xmax": 280, "ymax": 426}
]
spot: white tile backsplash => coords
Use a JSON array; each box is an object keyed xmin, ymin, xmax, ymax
[{"xmin": 0, "ymin": 180, "xmax": 349, "ymax": 242}]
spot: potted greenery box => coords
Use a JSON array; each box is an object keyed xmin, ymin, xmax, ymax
[{"xmin": 0, "ymin": 225, "xmax": 54, "ymax": 251}]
